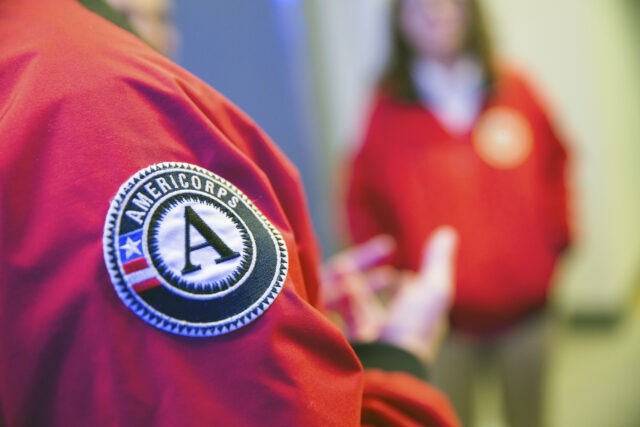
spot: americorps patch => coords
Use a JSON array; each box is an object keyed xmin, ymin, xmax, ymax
[{"xmin": 103, "ymin": 162, "xmax": 288, "ymax": 337}]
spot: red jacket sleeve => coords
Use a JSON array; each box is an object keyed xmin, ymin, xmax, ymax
[{"xmin": 362, "ymin": 371, "xmax": 460, "ymax": 427}]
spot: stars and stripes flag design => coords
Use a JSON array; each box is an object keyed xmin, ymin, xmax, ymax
[{"xmin": 119, "ymin": 230, "xmax": 161, "ymax": 293}]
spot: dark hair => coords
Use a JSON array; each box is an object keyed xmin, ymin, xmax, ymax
[{"xmin": 379, "ymin": 0, "xmax": 497, "ymax": 101}]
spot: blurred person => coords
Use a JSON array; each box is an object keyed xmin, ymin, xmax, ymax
[
  {"xmin": 77, "ymin": 0, "xmax": 139, "ymax": 33},
  {"xmin": 0, "ymin": 0, "xmax": 462, "ymax": 425},
  {"xmin": 343, "ymin": 0, "xmax": 572, "ymax": 426},
  {"xmin": 105, "ymin": 0, "xmax": 177, "ymax": 55}
]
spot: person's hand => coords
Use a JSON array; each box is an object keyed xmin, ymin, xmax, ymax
[
  {"xmin": 321, "ymin": 227, "xmax": 458, "ymax": 363},
  {"xmin": 380, "ymin": 226, "xmax": 458, "ymax": 362},
  {"xmin": 322, "ymin": 234, "xmax": 398, "ymax": 342}
]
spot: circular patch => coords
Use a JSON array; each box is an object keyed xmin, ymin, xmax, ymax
[
  {"xmin": 103, "ymin": 162, "xmax": 288, "ymax": 337},
  {"xmin": 472, "ymin": 107, "xmax": 533, "ymax": 169}
]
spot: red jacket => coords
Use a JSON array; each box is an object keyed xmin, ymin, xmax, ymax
[
  {"xmin": 346, "ymin": 73, "xmax": 571, "ymax": 335},
  {"xmin": 0, "ymin": 0, "xmax": 458, "ymax": 426}
]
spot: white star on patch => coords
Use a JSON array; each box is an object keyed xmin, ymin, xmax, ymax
[{"xmin": 120, "ymin": 237, "xmax": 142, "ymax": 259}]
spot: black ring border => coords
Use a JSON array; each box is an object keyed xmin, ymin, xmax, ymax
[{"xmin": 103, "ymin": 162, "xmax": 289, "ymax": 337}]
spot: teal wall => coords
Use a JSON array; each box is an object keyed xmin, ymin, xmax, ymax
[{"xmin": 174, "ymin": 0, "xmax": 332, "ymax": 254}]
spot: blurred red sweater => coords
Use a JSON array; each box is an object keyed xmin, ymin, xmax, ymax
[{"xmin": 346, "ymin": 71, "xmax": 571, "ymax": 335}]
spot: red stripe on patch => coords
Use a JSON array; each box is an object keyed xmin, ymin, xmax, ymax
[
  {"xmin": 132, "ymin": 277, "xmax": 162, "ymax": 293},
  {"xmin": 123, "ymin": 257, "xmax": 148, "ymax": 274}
]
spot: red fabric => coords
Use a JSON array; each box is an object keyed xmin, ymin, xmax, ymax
[
  {"xmin": 0, "ymin": 0, "xmax": 456, "ymax": 425},
  {"xmin": 346, "ymin": 71, "xmax": 571, "ymax": 335},
  {"xmin": 362, "ymin": 371, "xmax": 460, "ymax": 427}
]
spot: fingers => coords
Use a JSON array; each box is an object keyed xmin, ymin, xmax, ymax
[
  {"xmin": 418, "ymin": 225, "xmax": 458, "ymax": 301},
  {"xmin": 339, "ymin": 271, "xmax": 387, "ymax": 342},
  {"xmin": 326, "ymin": 234, "xmax": 396, "ymax": 278},
  {"xmin": 322, "ymin": 235, "xmax": 396, "ymax": 306},
  {"xmin": 379, "ymin": 226, "xmax": 459, "ymax": 362},
  {"xmin": 320, "ymin": 228, "xmax": 459, "ymax": 356},
  {"xmin": 320, "ymin": 235, "xmax": 398, "ymax": 341},
  {"xmin": 346, "ymin": 234, "xmax": 396, "ymax": 273}
]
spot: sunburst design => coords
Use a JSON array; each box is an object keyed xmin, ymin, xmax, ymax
[{"xmin": 147, "ymin": 194, "xmax": 253, "ymax": 296}]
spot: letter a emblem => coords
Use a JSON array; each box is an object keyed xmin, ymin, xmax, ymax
[{"xmin": 182, "ymin": 205, "xmax": 240, "ymax": 274}]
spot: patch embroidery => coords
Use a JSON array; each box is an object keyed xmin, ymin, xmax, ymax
[
  {"xmin": 472, "ymin": 107, "xmax": 533, "ymax": 169},
  {"xmin": 103, "ymin": 162, "xmax": 288, "ymax": 337}
]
